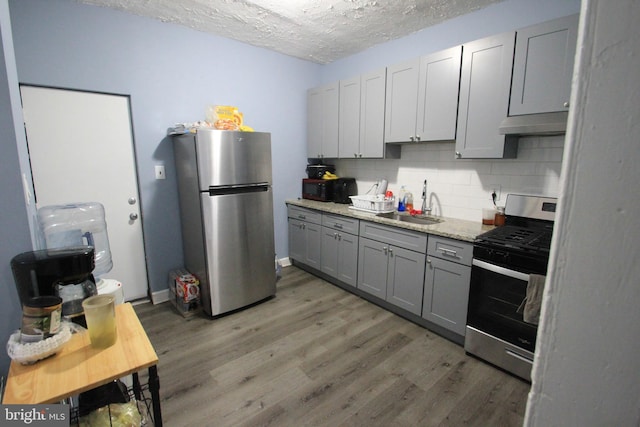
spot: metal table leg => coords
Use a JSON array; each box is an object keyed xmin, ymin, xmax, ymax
[{"xmin": 148, "ymin": 365, "xmax": 162, "ymax": 427}]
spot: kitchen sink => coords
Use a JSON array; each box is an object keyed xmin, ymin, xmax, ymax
[{"xmin": 375, "ymin": 212, "xmax": 442, "ymax": 225}]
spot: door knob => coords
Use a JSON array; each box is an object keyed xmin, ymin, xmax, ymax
[{"xmin": 129, "ymin": 213, "xmax": 139, "ymax": 220}]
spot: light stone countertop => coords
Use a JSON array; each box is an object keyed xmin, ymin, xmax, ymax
[{"xmin": 286, "ymin": 199, "xmax": 495, "ymax": 243}]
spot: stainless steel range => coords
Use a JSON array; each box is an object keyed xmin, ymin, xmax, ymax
[{"xmin": 465, "ymin": 194, "xmax": 557, "ymax": 381}]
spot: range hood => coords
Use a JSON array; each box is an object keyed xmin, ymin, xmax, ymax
[{"xmin": 498, "ymin": 111, "xmax": 568, "ymax": 136}]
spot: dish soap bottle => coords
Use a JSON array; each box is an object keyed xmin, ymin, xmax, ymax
[{"xmin": 398, "ymin": 186, "xmax": 406, "ymax": 212}]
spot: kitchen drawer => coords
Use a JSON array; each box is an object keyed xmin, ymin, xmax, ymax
[
  {"xmin": 359, "ymin": 221, "xmax": 428, "ymax": 253},
  {"xmin": 427, "ymin": 235, "xmax": 473, "ymax": 266},
  {"xmin": 287, "ymin": 205, "xmax": 322, "ymax": 225},
  {"xmin": 322, "ymin": 213, "xmax": 359, "ymax": 234}
]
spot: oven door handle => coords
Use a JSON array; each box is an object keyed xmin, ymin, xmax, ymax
[{"xmin": 472, "ymin": 259, "xmax": 531, "ymax": 282}]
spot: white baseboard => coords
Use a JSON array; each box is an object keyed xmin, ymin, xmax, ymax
[
  {"xmin": 279, "ymin": 257, "xmax": 292, "ymax": 267},
  {"xmin": 151, "ymin": 288, "xmax": 171, "ymax": 305}
]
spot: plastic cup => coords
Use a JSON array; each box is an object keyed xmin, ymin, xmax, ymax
[{"xmin": 82, "ymin": 295, "xmax": 117, "ymax": 348}]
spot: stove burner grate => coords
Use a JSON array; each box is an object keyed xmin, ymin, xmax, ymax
[{"xmin": 477, "ymin": 225, "xmax": 552, "ymax": 252}]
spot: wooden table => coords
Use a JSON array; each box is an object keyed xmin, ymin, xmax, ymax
[{"xmin": 3, "ymin": 303, "xmax": 162, "ymax": 426}]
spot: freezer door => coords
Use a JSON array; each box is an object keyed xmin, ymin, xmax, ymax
[
  {"xmin": 195, "ymin": 129, "xmax": 272, "ymax": 188},
  {"xmin": 200, "ymin": 187, "xmax": 276, "ymax": 316}
]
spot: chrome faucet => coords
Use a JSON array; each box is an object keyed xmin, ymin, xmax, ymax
[{"xmin": 421, "ymin": 179, "xmax": 431, "ymax": 214}]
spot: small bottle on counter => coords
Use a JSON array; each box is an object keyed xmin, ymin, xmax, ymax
[
  {"xmin": 405, "ymin": 192, "xmax": 414, "ymax": 212},
  {"xmin": 494, "ymin": 206, "xmax": 506, "ymax": 226},
  {"xmin": 398, "ymin": 186, "xmax": 406, "ymax": 211}
]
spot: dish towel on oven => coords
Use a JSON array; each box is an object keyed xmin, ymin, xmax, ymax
[{"xmin": 517, "ymin": 274, "xmax": 547, "ymax": 325}]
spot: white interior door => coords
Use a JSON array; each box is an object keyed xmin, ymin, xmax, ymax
[{"xmin": 20, "ymin": 85, "xmax": 148, "ymax": 301}]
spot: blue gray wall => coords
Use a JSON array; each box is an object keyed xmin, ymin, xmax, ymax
[
  {"xmin": 1, "ymin": 0, "xmax": 579, "ymax": 375},
  {"xmin": 0, "ymin": 0, "xmax": 36, "ymax": 377},
  {"xmin": 8, "ymin": 0, "xmax": 319, "ymax": 295}
]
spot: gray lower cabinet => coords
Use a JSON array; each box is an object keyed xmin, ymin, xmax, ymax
[
  {"xmin": 321, "ymin": 214, "xmax": 359, "ymax": 287},
  {"xmin": 358, "ymin": 222, "xmax": 428, "ymax": 316},
  {"xmin": 422, "ymin": 235, "xmax": 473, "ymax": 336},
  {"xmin": 287, "ymin": 206, "xmax": 322, "ymax": 269},
  {"xmin": 287, "ymin": 206, "xmax": 474, "ymax": 342}
]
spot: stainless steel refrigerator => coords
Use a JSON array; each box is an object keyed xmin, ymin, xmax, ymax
[{"xmin": 173, "ymin": 129, "xmax": 276, "ymax": 316}]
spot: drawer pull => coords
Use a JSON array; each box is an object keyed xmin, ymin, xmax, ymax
[
  {"xmin": 440, "ymin": 248, "xmax": 458, "ymax": 257},
  {"xmin": 298, "ymin": 214, "xmax": 306, "ymax": 220},
  {"xmin": 505, "ymin": 349, "xmax": 533, "ymax": 364},
  {"xmin": 334, "ymin": 223, "xmax": 343, "ymax": 229}
]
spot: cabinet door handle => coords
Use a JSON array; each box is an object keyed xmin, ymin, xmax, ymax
[
  {"xmin": 455, "ymin": 151, "xmax": 462, "ymax": 159},
  {"xmin": 354, "ymin": 153, "xmax": 358, "ymax": 158},
  {"xmin": 409, "ymin": 136, "xmax": 414, "ymax": 142},
  {"xmin": 301, "ymin": 224, "xmax": 306, "ymax": 230},
  {"xmin": 426, "ymin": 257, "xmax": 432, "ymax": 265},
  {"xmin": 415, "ymin": 135, "xmax": 421, "ymax": 142},
  {"xmin": 440, "ymin": 248, "xmax": 458, "ymax": 257},
  {"xmin": 563, "ymin": 101, "xmax": 570, "ymax": 108},
  {"xmin": 383, "ymin": 246, "xmax": 388, "ymax": 255},
  {"xmin": 388, "ymin": 248, "xmax": 393, "ymax": 256},
  {"xmin": 338, "ymin": 234, "xmax": 342, "ymax": 241}
]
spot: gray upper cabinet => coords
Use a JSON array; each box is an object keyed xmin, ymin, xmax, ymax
[
  {"xmin": 339, "ymin": 68, "xmax": 387, "ymax": 158},
  {"xmin": 509, "ymin": 14, "xmax": 579, "ymax": 116},
  {"xmin": 384, "ymin": 58, "xmax": 420, "ymax": 143},
  {"xmin": 338, "ymin": 76, "xmax": 360, "ymax": 158},
  {"xmin": 307, "ymin": 82, "xmax": 339, "ymax": 159},
  {"xmin": 416, "ymin": 45, "xmax": 462, "ymax": 141},
  {"xmin": 385, "ymin": 47, "xmax": 462, "ymax": 144},
  {"xmin": 455, "ymin": 32, "xmax": 518, "ymax": 159}
]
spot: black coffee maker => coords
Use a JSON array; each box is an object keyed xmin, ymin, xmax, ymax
[{"xmin": 11, "ymin": 246, "xmax": 97, "ymax": 324}]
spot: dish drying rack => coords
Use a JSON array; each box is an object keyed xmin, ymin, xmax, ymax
[{"xmin": 349, "ymin": 195, "xmax": 395, "ymax": 214}]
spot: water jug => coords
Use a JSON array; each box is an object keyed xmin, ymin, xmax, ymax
[{"xmin": 37, "ymin": 202, "xmax": 113, "ymax": 277}]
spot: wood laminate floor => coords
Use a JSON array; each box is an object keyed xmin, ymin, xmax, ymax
[{"xmin": 134, "ymin": 266, "xmax": 530, "ymax": 427}]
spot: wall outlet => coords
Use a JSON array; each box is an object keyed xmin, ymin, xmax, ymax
[
  {"xmin": 491, "ymin": 185, "xmax": 502, "ymax": 202},
  {"xmin": 155, "ymin": 165, "xmax": 166, "ymax": 180}
]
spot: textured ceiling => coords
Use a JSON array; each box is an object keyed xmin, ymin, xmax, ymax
[{"xmin": 75, "ymin": 0, "xmax": 504, "ymax": 64}]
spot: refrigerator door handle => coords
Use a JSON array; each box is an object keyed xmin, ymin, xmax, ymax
[{"xmin": 208, "ymin": 183, "xmax": 269, "ymax": 196}]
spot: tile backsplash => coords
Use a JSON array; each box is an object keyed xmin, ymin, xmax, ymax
[{"xmin": 334, "ymin": 135, "xmax": 565, "ymax": 222}]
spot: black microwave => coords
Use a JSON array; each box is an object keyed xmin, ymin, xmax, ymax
[{"xmin": 302, "ymin": 178, "xmax": 334, "ymax": 202}]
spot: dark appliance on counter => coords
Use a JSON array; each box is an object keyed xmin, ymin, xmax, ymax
[
  {"xmin": 332, "ymin": 178, "xmax": 357, "ymax": 204},
  {"xmin": 11, "ymin": 246, "xmax": 97, "ymax": 323},
  {"xmin": 305, "ymin": 164, "xmax": 335, "ymax": 179},
  {"xmin": 465, "ymin": 194, "xmax": 557, "ymax": 382},
  {"xmin": 302, "ymin": 178, "xmax": 334, "ymax": 202}
]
